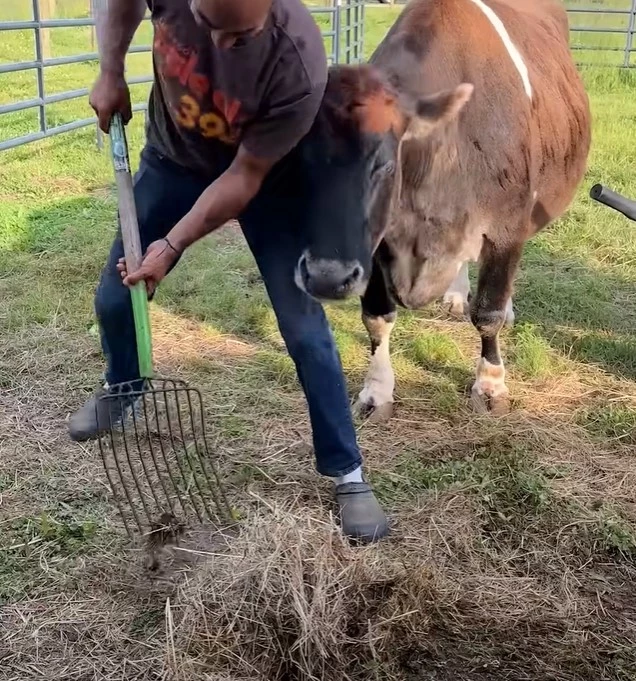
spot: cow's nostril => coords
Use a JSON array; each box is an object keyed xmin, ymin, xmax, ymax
[
  {"xmin": 298, "ymin": 254, "xmax": 310, "ymax": 286},
  {"xmin": 341, "ymin": 264, "xmax": 363, "ymax": 289},
  {"xmin": 297, "ymin": 254, "xmax": 366, "ymax": 300}
]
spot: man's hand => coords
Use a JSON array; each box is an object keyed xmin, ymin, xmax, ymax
[
  {"xmin": 91, "ymin": 0, "xmax": 144, "ymax": 131},
  {"xmin": 90, "ymin": 71, "xmax": 132, "ymax": 133},
  {"xmin": 116, "ymin": 239, "xmax": 180, "ymax": 296}
]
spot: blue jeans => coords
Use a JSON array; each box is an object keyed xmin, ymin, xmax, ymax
[{"xmin": 94, "ymin": 146, "xmax": 362, "ymax": 478}]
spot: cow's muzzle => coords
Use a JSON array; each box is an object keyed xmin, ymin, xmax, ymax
[{"xmin": 295, "ymin": 251, "xmax": 367, "ymax": 301}]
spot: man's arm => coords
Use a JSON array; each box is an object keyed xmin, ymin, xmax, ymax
[
  {"xmin": 120, "ymin": 146, "xmax": 273, "ymax": 291},
  {"xmin": 165, "ymin": 83, "xmax": 326, "ymax": 252},
  {"xmin": 95, "ymin": 0, "xmax": 146, "ymax": 76},
  {"xmin": 90, "ymin": 0, "xmax": 146, "ymax": 132},
  {"xmin": 166, "ymin": 147, "xmax": 274, "ymax": 252},
  {"xmin": 121, "ymin": 72, "xmax": 325, "ymax": 291}
]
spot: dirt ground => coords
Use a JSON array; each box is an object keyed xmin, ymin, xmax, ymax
[{"xmin": 2, "ymin": 236, "xmax": 636, "ymax": 679}]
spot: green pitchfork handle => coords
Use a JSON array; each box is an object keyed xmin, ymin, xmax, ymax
[{"xmin": 108, "ymin": 113, "xmax": 154, "ymax": 379}]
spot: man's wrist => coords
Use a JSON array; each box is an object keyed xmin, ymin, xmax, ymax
[
  {"xmin": 163, "ymin": 237, "xmax": 181, "ymax": 257},
  {"xmin": 99, "ymin": 61, "xmax": 126, "ymax": 78},
  {"xmin": 166, "ymin": 223, "xmax": 194, "ymax": 254}
]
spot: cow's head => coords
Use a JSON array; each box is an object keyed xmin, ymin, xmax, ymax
[{"xmin": 295, "ymin": 64, "xmax": 473, "ymax": 301}]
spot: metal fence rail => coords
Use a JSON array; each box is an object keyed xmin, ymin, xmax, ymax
[
  {"xmin": 567, "ymin": 0, "xmax": 636, "ymax": 67},
  {"xmin": 0, "ymin": 0, "xmax": 365, "ymax": 152},
  {"xmin": 0, "ymin": 0, "xmax": 634, "ymax": 153},
  {"xmin": 381, "ymin": 0, "xmax": 636, "ymax": 66}
]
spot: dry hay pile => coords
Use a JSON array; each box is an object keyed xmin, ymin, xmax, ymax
[
  {"xmin": 167, "ymin": 489, "xmax": 636, "ymax": 681},
  {"xmin": 3, "ymin": 305, "xmax": 635, "ymax": 680}
]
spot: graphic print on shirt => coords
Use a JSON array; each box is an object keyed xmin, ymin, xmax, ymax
[{"xmin": 153, "ymin": 21, "xmax": 244, "ymax": 145}]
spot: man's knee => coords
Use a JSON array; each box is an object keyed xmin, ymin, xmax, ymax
[{"xmin": 278, "ymin": 315, "xmax": 334, "ymax": 362}]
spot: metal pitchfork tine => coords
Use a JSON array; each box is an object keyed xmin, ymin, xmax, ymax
[{"xmin": 96, "ymin": 114, "xmax": 232, "ymax": 541}]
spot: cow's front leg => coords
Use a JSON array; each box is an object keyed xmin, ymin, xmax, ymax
[
  {"xmin": 504, "ymin": 296, "xmax": 515, "ymax": 327},
  {"xmin": 444, "ymin": 262, "xmax": 516, "ymax": 326},
  {"xmin": 443, "ymin": 261, "xmax": 471, "ymax": 317},
  {"xmin": 354, "ymin": 261, "xmax": 396, "ymax": 423},
  {"xmin": 470, "ymin": 240, "xmax": 523, "ymax": 414}
]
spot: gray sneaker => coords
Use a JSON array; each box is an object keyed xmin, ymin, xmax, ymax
[
  {"xmin": 335, "ymin": 481, "xmax": 389, "ymax": 544},
  {"xmin": 68, "ymin": 386, "xmax": 139, "ymax": 442}
]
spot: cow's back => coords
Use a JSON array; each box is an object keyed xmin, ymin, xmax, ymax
[
  {"xmin": 370, "ymin": 0, "xmax": 590, "ymax": 234},
  {"xmin": 492, "ymin": 0, "xmax": 590, "ymax": 228}
]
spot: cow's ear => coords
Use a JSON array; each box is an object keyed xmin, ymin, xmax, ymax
[{"xmin": 403, "ymin": 83, "xmax": 474, "ymax": 139}]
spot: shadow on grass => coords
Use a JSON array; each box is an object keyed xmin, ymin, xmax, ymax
[
  {"xmin": 513, "ymin": 237, "xmax": 636, "ymax": 380},
  {"xmin": 3, "ymin": 195, "xmax": 635, "ymax": 389}
]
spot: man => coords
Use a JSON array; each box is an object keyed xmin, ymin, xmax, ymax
[{"xmin": 69, "ymin": 0, "xmax": 388, "ymax": 544}]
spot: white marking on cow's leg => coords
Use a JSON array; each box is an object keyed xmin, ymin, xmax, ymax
[
  {"xmin": 471, "ymin": 239, "xmax": 523, "ymax": 413},
  {"xmin": 504, "ymin": 296, "xmax": 515, "ymax": 327},
  {"xmin": 471, "ymin": 355, "xmax": 510, "ymax": 414},
  {"xmin": 353, "ymin": 314, "xmax": 396, "ymax": 423},
  {"xmin": 443, "ymin": 262, "xmax": 471, "ymax": 318},
  {"xmin": 468, "ymin": 0, "xmax": 532, "ymax": 99},
  {"xmin": 471, "ymin": 307, "xmax": 512, "ymax": 414}
]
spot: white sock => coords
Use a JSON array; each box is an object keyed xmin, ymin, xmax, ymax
[{"xmin": 333, "ymin": 466, "xmax": 364, "ymax": 486}]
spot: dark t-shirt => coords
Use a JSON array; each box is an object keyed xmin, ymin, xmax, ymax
[{"xmin": 145, "ymin": 0, "xmax": 327, "ymax": 175}]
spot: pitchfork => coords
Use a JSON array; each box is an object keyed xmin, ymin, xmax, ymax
[{"xmin": 96, "ymin": 113, "xmax": 232, "ymax": 542}]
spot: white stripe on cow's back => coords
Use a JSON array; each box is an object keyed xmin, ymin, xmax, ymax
[{"xmin": 468, "ymin": 0, "xmax": 533, "ymax": 99}]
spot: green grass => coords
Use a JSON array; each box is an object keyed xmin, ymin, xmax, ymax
[
  {"xmin": 509, "ymin": 322, "xmax": 568, "ymax": 379},
  {"xmin": 1, "ymin": 3, "xmax": 636, "ymax": 680},
  {"xmin": 371, "ymin": 436, "xmax": 558, "ymax": 541},
  {"xmin": 580, "ymin": 402, "xmax": 636, "ymax": 443}
]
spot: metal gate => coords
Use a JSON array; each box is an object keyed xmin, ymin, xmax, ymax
[
  {"xmin": 0, "ymin": 0, "xmax": 365, "ymax": 152},
  {"xmin": 386, "ymin": 0, "xmax": 636, "ymax": 67},
  {"xmin": 1, "ymin": 1, "xmax": 635, "ymax": 153},
  {"xmin": 567, "ymin": 0, "xmax": 636, "ymax": 68}
]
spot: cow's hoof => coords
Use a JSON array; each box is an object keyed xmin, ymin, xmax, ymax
[
  {"xmin": 471, "ymin": 359, "xmax": 510, "ymax": 414},
  {"xmin": 470, "ymin": 388, "xmax": 511, "ymax": 415},
  {"xmin": 353, "ymin": 399, "xmax": 394, "ymax": 424},
  {"xmin": 369, "ymin": 402, "xmax": 394, "ymax": 423},
  {"xmin": 443, "ymin": 293, "xmax": 468, "ymax": 319}
]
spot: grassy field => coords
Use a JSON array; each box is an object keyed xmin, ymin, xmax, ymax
[{"xmin": 1, "ymin": 1, "xmax": 636, "ymax": 680}]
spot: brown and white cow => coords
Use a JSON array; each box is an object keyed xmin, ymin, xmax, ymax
[{"xmin": 294, "ymin": 0, "xmax": 591, "ymax": 415}]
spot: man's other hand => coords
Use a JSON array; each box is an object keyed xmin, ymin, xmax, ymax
[
  {"xmin": 90, "ymin": 71, "xmax": 132, "ymax": 134},
  {"xmin": 117, "ymin": 240, "xmax": 180, "ymax": 296}
]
